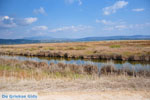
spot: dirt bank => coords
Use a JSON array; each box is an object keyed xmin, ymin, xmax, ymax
[
  {"xmin": 0, "ymin": 51, "xmax": 150, "ymax": 61},
  {"xmin": 39, "ymin": 91, "xmax": 150, "ymax": 100},
  {"xmin": 0, "ymin": 77, "xmax": 150, "ymax": 100}
]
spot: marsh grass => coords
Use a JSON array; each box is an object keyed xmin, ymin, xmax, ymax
[
  {"xmin": 0, "ymin": 58, "xmax": 98, "ymax": 80},
  {"xmin": 64, "ymin": 46, "xmax": 86, "ymax": 50},
  {"xmin": 123, "ymin": 51, "xmax": 132, "ymax": 56},
  {"xmin": 29, "ymin": 48, "xmax": 37, "ymax": 51},
  {"xmin": 0, "ymin": 65, "xmax": 95, "ymax": 81},
  {"xmin": 0, "ymin": 40, "xmax": 150, "ymax": 61},
  {"xmin": 99, "ymin": 63, "xmax": 150, "ymax": 77},
  {"xmin": 110, "ymin": 45, "xmax": 121, "ymax": 48},
  {"xmin": 0, "ymin": 57, "xmax": 150, "ymax": 82},
  {"xmin": 44, "ymin": 47, "xmax": 55, "ymax": 50}
]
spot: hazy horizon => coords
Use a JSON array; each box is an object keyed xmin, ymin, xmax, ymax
[{"xmin": 0, "ymin": 0, "xmax": 150, "ymax": 39}]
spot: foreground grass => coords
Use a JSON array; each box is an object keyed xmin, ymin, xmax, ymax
[
  {"xmin": 0, "ymin": 57, "xmax": 150, "ymax": 80},
  {"xmin": 0, "ymin": 65, "xmax": 95, "ymax": 80},
  {"xmin": 0, "ymin": 57, "xmax": 98, "ymax": 80},
  {"xmin": 0, "ymin": 61, "xmax": 150, "ymax": 92}
]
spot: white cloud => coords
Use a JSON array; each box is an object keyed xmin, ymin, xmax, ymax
[
  {"xmin": 49, "ymin": 25, "xmax": 91, "ymax": 32},
  {"xmin": 2, "ymin": 16, "xmax": 9, "ymax": 20},
  {"xmin": 104, "ymin": 23, "xmax": 150, "ymax": 31},
  {"xmin": 103, "ymin": 1, "xmax": 128, "ymax": 15},
  {"xmin": 132, "ymin": 8, "xmax": 144, "ymax": 12},
  {"xmin": 16, "ymin": 17, "xmax": 37, "ymax": 25},
  {"xmin": 33, "ymin": 7, "xmax": 46, "ymax": 14},
  {"xmin": 65, "ymin": 0, "xmax": 74, "ymax": 4},
  {"xmin": 96, "ymin": 19, "xmax": 128, "ymax": 30},
  {"xmin": 0, "ymin": 16, "xmax": 38, "ymax": 29},
  {"xmin": 0, "ymin": 16, "xmax": 16, "ymax": 28},
  {"xmin": 32, "ymin": 26, "xmax": 48, "ymax": 31},
  {"xmin": 130, "ymin": 23, "xmax": 150, "ymax": 29},
  {"xmin": 104, "ymin": 25, "xmax": 127, "ymax": 31},
  {"xmin": 23, "ymin": 17, "xmax": 37, "ymax": 24},
  {"xmin": 78, "ymin": 0, "xmax": 82, "ymax": 5},
  {"xmin": 115, "ymin": 25, "xmax": 127, "ymax": 30},
  {"xmin": 65, "ymin": 0, "xmax": 82, "ymax": 5},
  {"xmin": 96, "ymin": 19, "xmax": 114, "ymax": 25},
  {"xmin": 103, "ymin": 27, "xmax": 114, "ymax": 31},
  {"xmin": 95, "ymin": 19, "xmax": 101, "ymax": 23}
]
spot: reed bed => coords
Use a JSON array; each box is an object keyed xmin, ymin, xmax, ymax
[
  {"xmin": 0, "ymin": 58, "xmax": 150, "ymax": 81},
  {"xmin": 100, "ymin": 64, "xmax": 150, "ymax": 77}
]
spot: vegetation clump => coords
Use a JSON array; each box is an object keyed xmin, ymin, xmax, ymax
[
  {"xmin": 110, "ymin": 45, "xmax": 121, "ymax": 48},
  {"xmin": 0, "ymin": 58, "xmax": 150, "ymax": 79}
]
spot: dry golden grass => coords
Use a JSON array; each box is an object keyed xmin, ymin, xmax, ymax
[
  {"xmin": 0, "ymin": 58, "xmax": 99, "ymax": 81},
  {"xmin": 0, "ymin": 40, "xmax": 149, "ymax": 56},
  {"xmin": 0, "ymin": 57, "xmax": 150, "ymax": 82}
]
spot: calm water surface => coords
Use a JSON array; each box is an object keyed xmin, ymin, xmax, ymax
[{"xmin": 0, "ymin": 55, "xmax": 150, "ymax": 71}]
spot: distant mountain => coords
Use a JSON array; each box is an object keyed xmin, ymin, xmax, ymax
[
  {"xmin": 23, "ymin": 36, "xmax": 54, "ymax": 40},
  {"xmin": 0, "ymin": 35, "xmax": 150, "ymax": 44},
  {"xmin": 76, "ymin": 35, "xmax": 150, "ymax": 41},
  {"xmin": 0, "ymin": 39, "xmax": 40, "ymax": 45},
  {"xmin": 0, "ymin": 39, "xmax": 73, "ymax": 45},
  {"xmin": 24, "ymin": 35, "xmax": 150, "ymax": 41},
  {"xmin": 24, "ymin": 36, "xmax": 71, "ymax": 41}
]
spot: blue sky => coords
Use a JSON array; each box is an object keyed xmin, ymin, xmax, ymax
[{"xmin": 0, "ymin": 0, "xmax": 150, "ymax": 39}]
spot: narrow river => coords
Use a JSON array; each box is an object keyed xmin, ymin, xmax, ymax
[{"xmin": 0, "ymin": 55, "xmax": 150, "ymax": 71}]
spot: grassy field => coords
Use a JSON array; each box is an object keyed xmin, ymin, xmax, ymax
[{"xmin": 0, "ymin": 40, "xmax": 150, "ymax": 61}]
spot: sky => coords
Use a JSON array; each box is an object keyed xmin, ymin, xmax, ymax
[{"xmin": 0, "ymin": 0, "xmax": 150, "ymax": 39}]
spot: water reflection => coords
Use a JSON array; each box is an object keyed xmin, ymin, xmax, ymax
[{"xmin": 0, "ymin": 55, "xmax": 150, "ymax": 71}]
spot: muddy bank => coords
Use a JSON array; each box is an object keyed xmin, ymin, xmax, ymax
[{"xmin": 0, "ymin": 51, "xmax": 149, "ymax": 61}]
